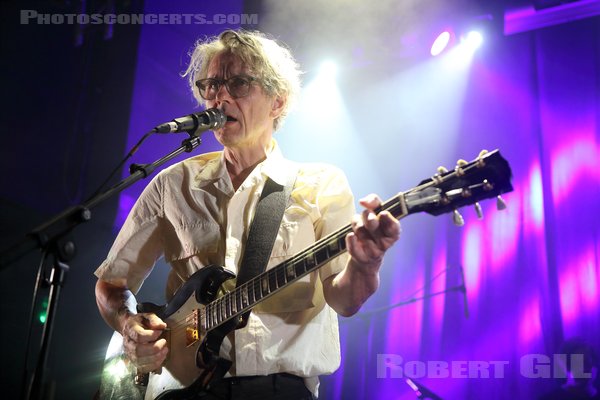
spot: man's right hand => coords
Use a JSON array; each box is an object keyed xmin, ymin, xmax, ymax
[{"xmin": 121, "ymin": 312, "xmax": 169, "ymax": 373}]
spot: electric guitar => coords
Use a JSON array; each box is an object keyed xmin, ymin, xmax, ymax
[{"xmin": 97, "ymin": 149, "xmax": 513, "ymax": 400}]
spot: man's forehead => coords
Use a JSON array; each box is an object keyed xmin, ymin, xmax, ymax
[{"xmin": 206, "ymin": 52, "xmax": 249, "ymax": 77}]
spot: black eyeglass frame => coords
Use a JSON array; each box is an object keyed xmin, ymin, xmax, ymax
[{"xmin": 194, "ymin": 75, "xmax": 260, "ymax": 100}]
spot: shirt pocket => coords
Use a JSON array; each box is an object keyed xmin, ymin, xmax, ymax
[
  {"xmin": 270, "ymin": 221, "xmax": 300, "ymax": 257},
  {"xmin": 163, "ymin": 221, "xmax": 220, "ymax": 262}
]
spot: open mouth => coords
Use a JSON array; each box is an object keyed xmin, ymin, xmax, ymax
[{"xmin": 226, "ymin": 116, "xmax": 238, "ymax": 122}]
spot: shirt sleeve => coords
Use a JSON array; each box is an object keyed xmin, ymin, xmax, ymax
[{"xmin": 94, "ymin": 173, "xmax": 165, "ymax": 294}]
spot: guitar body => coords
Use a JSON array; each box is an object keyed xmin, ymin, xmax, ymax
[{"xmin": 98, "ymin": 265, "xmax": 237, "ymax": 400}]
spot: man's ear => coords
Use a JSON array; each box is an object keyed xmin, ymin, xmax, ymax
[{"xmin": 270, "ymin": 95, "xmax": 286, "ymax": 120}]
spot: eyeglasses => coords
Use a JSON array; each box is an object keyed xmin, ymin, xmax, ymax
[{"xmin": 195, "ymin": 75, "xmax": 259, "ymax": 100}]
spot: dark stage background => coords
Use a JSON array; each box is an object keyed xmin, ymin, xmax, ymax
[{"xmin": 1, "ymin": 1, "xmax": 599, "ymax": 399}]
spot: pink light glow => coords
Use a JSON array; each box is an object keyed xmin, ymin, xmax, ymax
[
  {"xmin": 576, "ymin": 248, "xmax": 599, "ymax": 310},
  {"xmin": 384, "ymin": 260, "xmax": 424, "ymax": 357},
  {"xmin": 381, "ymin": 268, "xmax": 424, "ymax": 399},
  {"xmin": 559, "ymin": 245, "xmax": 600, "ymax": 328},
  {"xmin": 431, "ymin": 244, "xmax": 447, "ymax": 331},
  {"xmin": 488, "ymin": 192, "xmax": 520, "ymax": 271},
  {"xmin": 551, "ymin": 138, "xmax": 600, "ymax": 206},
  {"xmin": 559, "ymin": 268, "xmax": 581, "ymax": 326},
  {"xmin": 462, "ymin": 222, "xmax": 483, "ymax": 300},
  {"xmin": 525, "ymin": 162, "xmax": 545, "ymax": 232},
  {"xmin": 518, "ymin": 296, "xmax": 542, "ymax": 347}
]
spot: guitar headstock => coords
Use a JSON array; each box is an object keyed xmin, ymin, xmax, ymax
[{"xmin": 403, "ymin": 150, "xmax": 513, "ymax": 223}]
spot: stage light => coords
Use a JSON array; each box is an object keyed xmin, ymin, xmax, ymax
[
  {"xmin": 441, "ymin": 30, "xmax": 483, "ymax": 69},
  {"xmin": 430, "ymin": 31, "xmax": 452, "ymax": 56},
  {"xmin": 319, "ymin": 60, "xmax": 338, "ymax": 77},
  {"xmin": 106, "ymin": 359, "xmax": 128, "ymax": 379},
  {"xmin": 463, "ymin": 31, "xmax": 483, "ymax": 51}
]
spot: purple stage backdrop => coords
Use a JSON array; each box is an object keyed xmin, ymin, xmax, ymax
[
  {"xmin": 324, "ymin": 16, "xmax": 600, "ymax": 400},
  {"xmin": 117, "ymin": 2, "xmax": 599, "ymax": 399}
]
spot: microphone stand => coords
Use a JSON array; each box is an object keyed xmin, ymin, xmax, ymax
[
  {"xmin": 0, "ymin": 132, "xmax": 204, "ymax": 400},
  {"xmin": 406, "ymin": 378, "xmax": 444, "ymax": 400},
  {"xmin": 349, "ymin": 284, "xmax": 466, "ymax": 319}
]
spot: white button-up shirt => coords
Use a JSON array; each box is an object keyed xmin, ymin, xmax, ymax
[{"xmin": 95, "ymin": 141, "xmax": 355, "ymax": 396}]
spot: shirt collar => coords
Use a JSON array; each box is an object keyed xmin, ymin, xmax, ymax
[
  {"xmin": 192, "ymin": 139, "xmax": 289, "ymax": 195},
  {"xmin": 192, "ymin": 151, "xmax": 232, "ymax": 195},
  {"xmin": 259, "ymin": 140, "xmax": 289, "ymax": 186}
]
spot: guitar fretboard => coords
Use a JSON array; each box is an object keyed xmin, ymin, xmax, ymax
[
  {"xmin": 199, "ymin": 149, "xmax": 513, "ymax": 331},
  {"xmin": 201, "ymin": 194, "xmax": 407, "ymax": 331}
]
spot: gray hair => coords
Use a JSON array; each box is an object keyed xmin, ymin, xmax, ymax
[{"xmin": 183, "ymin": 30, "xmax": 302, "ymax": 131}]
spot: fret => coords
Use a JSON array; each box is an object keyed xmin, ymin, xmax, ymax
[
  {"xmin": 200, "ymin": 308, "xmax": 207, "ymax": 331},
  {"xmin": 241, "ymin": 286, "xmax": 249, "ymax": 308},
  {"xmin": 299, "ymin": 254, "xmax": 313, "ymax": 275},
  {"xmin": 252, "ymin": 279, "xmax": 262, "ymax": 302},
  {"xmin": 205, "ymin": 304, "xmax": 210, "ymax": 328},
  {"xmin": 286, "ymin": 263, "xmax": 296, "ymax": 281},
  {"xmin": 261, "ymin": 275, "xmax": 269, "ymax": 296},
  {"xmin": 277, "ymin": 265, "xmax": 287, "ymax": 286},
  {"xmin": 328, "ymin": 236, "xmax": 342, "ymax": 254},
  {"xmin": 315, "ymin": 246, "xmax": 329, "ymax": 264},
  {"xmin": 225, "ymin": 293, "xmax": 232, "ymax": 319},
  {"xmin": 218, "ymin": 298, "xmax": 225, "ymax": 323},
  {"xmin": 214, "ymin": 302, "xmax": 219, "ymax": 325},
  {"xmin": 268, "ymin": 270, "xmax": 278, "ymax": 293},
  {"xmin": 204, "ymin": 305, "xmax": 211, "ymax": 330},
  {"xmin": 236, "ymin": 290, "xmax": 242, "ymax": 312},
  {"xmin": 221, "ymin": 296, "xmax": 226, "ymax": 321},
  {"xmin": 217, "ymin": 299, "xmax": 223, "ymax": 324},
  {"xmin": 250, "ymin": 282, "xmax": 256, "ymax": 304},
  {"xmin": 255, "ymin": 280, "xmax": 261, "ymax": 302},
  {"xmin": 211, "ymin": 304, "xmax": 217, "ymax": 327},
  {"xmin": 247, "ymin": 283, "xmax": 254, "ymax": 305}
]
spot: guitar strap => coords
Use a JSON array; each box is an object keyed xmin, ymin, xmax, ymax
[
  {"xmin": 200, "ymin": 162, "xmax": 298, "ymax": 395},
  {"xmin": 235, "ymin": 161, "xmax": 298, "ymax": 290}
]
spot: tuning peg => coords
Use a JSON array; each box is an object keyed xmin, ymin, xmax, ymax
[
  {"xmin": 455, "ymin": 159, "xmax": 468, "ymax": 176},
  {"xmin": 483, "ymin": 179, "xmax": 494, "ymax": 191},
  {"xmin": 476, "ymin": 150, "xmax": 489, "ymax": 167},
  {"xmin": 496, "ymin": 196, "xmax": 507, "ymax": 210},
  {"xmin": 474, "ymin": 202, "xmax": 483, "ymax": 219},
  {"xmin": 437, "ymin": 166, "xmax": 449, "ymax": 174},
  {"xmin": 453, "ymin": 209, "xmax": 465, "ymax": 226}
]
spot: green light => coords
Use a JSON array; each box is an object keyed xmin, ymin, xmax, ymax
[{"xmin": 38, "ymin": 297, "xmax": 48, "ymax": 324}]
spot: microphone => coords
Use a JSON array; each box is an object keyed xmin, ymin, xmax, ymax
[
  {"xmin": 459, "ymin": 265, "xmax": 469, "ymax": 319},
  {"xmin": 154, "ymin": 108, "xmax": 226, "ymax": 134}
]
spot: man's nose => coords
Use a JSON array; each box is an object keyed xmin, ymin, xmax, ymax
[
  {"xmin": 214, "ymin": 82, "xmax": 230, "ymax": 102},
  {"xmin": 207, "ymin": 84, "xmax": 228, "ymax": 109}
]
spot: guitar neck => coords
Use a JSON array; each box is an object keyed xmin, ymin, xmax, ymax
[
  {"xmin": 202, "ymin": 193, "xmax": 408, "ymax": 331},
  {"xmin": 201, "ymin": 149, "xmax": 514, "ymax": 331}
]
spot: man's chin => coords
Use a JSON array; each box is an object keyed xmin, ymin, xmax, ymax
[{"xmin": 213, "ymin": 128, "xmax": 238, "ymax": 146}]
